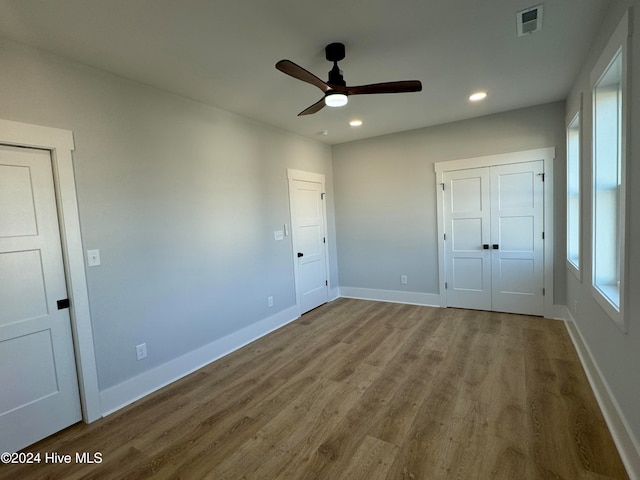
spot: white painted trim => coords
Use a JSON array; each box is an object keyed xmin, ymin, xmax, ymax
[
  {"xmin": 434, "ymin": 169, "xmax": 447, "ymax": 308},
  {"xmin": 328, "ymin": 286, "xmax": 341, "ymax": 302},
  {"xmin": 434, "ymin": 147, "xmax": 556, "ymax": 174},
  {"xmin": 433, "ymin": 147, "xmax": 556, "ymax": 318},
  {"xmin": 287, "ymin": 169, "xmax": 331, "ymax": 316},
  {"xmin": 589, "ymin": 9, "xmax": 631, "ymax": 333},
  {"xmin": 100, "ymin": 305, "xmax": 300, "ymax": 416},
  {"xmin": 545, "ymin": 304, "xmax": 569, "ymax": 321},
  {"xmin": 0, "ymin": 118, "xmax": 101, "ymax": 423},
  {"xmin": 339, "ymin": 287, "xmax": 441, "ymax": 307},
  {"xmin": 566, "ymin": 96, "xmax": 583, "ymax": 283},
  {"xmin": 542, "ymin": 150, "xmax": 555, "ymax": 317},
  {"xmin": 563, "ymin": 308, "xmax": 640, "ymax": 480},
  {"xmin": 287, "ymin": 168, "xmax": 326, "ymax": 183}
]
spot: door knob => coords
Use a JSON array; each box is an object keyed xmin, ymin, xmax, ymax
[
  {"xmin": 492, "ymin": 244, "xmax": 499, "ymax": 250},
  {"xmin": 297, "ymin": 252, "xmax": 304, "ymax": 257},
  {"xmin": 482, "ymin": 244, "xmax": 489, "ymax": 249}
]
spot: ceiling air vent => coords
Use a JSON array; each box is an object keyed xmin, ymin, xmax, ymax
[{"xmin": 517, "ymin": 4, "xmax": 543, "ymax": 36}]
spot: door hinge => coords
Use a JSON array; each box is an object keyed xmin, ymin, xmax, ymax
[
  {"xmin": 444, "ymin": 233, "xmax": 446, "ymax": 241},
  {"xmin": 542, "ymin": 232, "xmax": 545, "ymax": 240},
  {"xmin": 323, "ymin": 237, "xmax": 326, "ymax": 244},
  {"xmin": 537, "ymin": 173, "xmax": 545, "ymax": 182},
  {"xmin": 542, "ymin": 288, "xmax": 546, "ymax": 296},
  {"xmin": 445, "ymin": 282, "xmax": 448, "ymax": 289},
  {"xmin": 325, "ymin": 280, "xmax": 328, "ymax": 286},
  {"xmin": 321, "ymin": 192, "xmax": 326, "ymax": 199},
  {"xmin": 441, "ymin": 183, "xmax": 445, "ymax": 191},
  {"xmin": 57, "ymin": 298, "xmax": 70, "ymax": 310}
]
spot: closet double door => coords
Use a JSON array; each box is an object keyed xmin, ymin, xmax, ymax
[{"xmin": 443, "ymin": 161, "xmax": 544, "ymax": 316}]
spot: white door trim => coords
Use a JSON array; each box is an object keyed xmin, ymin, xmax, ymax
[
  {"xmin": 434, "ymin": 147, "xmax": 556, "ymax": 317},
  {"xmin": 287, "ymin": 169, "xmax": 330, "ymax": 316},
  {"xmin": 0, "ymin": 118, "xmax": 101, "ymax": 423}
]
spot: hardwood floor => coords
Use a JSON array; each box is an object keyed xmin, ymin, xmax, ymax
[{"xmin": 1, "ymin": 299, "xmax": 628, "ymax": 479}]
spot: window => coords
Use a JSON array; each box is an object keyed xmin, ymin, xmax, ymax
[
  {"xmin": 590, "ymin": 11, "xmax": 629, "ymax": 331},
  {"xmin": 566, "ymin": 112, "xmax": 580, "ymax": 275}
]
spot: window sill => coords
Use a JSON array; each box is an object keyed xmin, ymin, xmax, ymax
[
  {"xmin": 592, "ymin": 283, "xmax": 627, "ymax": 333},
  {"xmin": 567, "ymin": 259, "xmax": 581, "ymax": 282}
]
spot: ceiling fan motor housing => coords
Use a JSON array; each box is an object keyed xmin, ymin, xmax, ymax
[{"xmin": 326, "ymin": 43, "xmax": 347, "ymax": 87}]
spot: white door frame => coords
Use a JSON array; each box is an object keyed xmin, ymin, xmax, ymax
[
  {"xmin": 287, "ymin": 169, "xmax": 330, "ymax": 316},
  {"xmin": 434, "ymin": 147, "xmax": 558, "ymax": 318},
  {"xmin": 0, "ymin": 118, "xmax": 101, "ymax": 423}
]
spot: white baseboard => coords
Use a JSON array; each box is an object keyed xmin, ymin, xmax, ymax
[
  {"xmin": 545, "ymin": 303, "xmax": 569, "ymax": 320},
  {"xmin": 99, "ymin": 305, "xmax": 299, "ymax": 416},
  {"xmin": 329, "ymin": 286, "xmax": 340, "ymax": 302},
  {"xmin": 563, "ymin": 308, "xmax": 640, "ymax": 480},
  {"xmin": 339, "ymin": 287, "xmax": 441, "ymax": 307}
]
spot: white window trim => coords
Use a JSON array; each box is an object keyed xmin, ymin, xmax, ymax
[
  {"xmin": 589, "ymin": 10, "xmax": 630, "ymax": 333},
  {"xmin": 566, "ymin": 103, "xmax": 582, "ymax": 281}
]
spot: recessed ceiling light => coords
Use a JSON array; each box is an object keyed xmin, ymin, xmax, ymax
[
  {"xmin": 469, "ymin": 91, "xmax": 488, "ymax": 102},
  {"xmin": 317, "ymin": 130, "xmax": 329, "ymax": 136},
  {"xmin": 349, "ymin": 119, "xmax": 363, "ymax": 127}
]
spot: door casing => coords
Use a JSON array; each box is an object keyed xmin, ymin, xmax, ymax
[
  {"xmin": 287, "ymin": 169, "xmax": 330, "ymax": 316},
  {"xmin": 435, "ymin": 147, "xmax": 557, "ymax": 318},
  {"xmin": 0, "ymin": 118, "xmax": 101, "ymax": 423}
]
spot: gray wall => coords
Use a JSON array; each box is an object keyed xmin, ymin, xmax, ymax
[
  {"xmin": 332, "ymin": 102, "xmax": 567, "ymax": 303},
  {"xmin": 0, "ymin": 39, "xmax": 336, "ymax": 391},
  {"xmin": 565, "ymin": 1, "xmax": 640, "ymax": 448}
]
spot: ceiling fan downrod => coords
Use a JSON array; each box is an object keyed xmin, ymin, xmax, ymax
[{"xmin": 326, "ymin": 42, "xmax": 346, "ymax": 87}]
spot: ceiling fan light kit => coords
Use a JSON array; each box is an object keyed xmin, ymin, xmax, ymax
[
  {"xmin": 325, "ymin": 92, "xmax": 348, "ymax": 107},
  {"xmin": 276, "ymin": 42, "xmax": 422, "ymax": 116}
]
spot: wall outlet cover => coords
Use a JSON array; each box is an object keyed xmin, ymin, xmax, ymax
[
  {"xmin": 136, "ymin": 343, "xmax": 147, "ymax": 360},
  {"xmin": 87, "ymin": 249, "xmax": 101, "ymax": 267}
]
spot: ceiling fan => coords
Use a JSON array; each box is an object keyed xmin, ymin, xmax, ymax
[{"xmin": 276, "ymin": 42, "xmax": 422, "ymax": 116}]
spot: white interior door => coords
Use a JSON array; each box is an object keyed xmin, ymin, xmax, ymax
[
  {"xmin": 443, "ymin": 168, "xmax": 491, "ymax": 310},
  {"xmin": 490, "ymin": 161, "xmax": 544, "ymax": 315},
  {"xmin": 0, "ymin": 145, "xmax": 81, "ymax": 453},
  {"xmin": 442, "ymin": 161, "xmax": 544, "ymax": 315},
  {"xmin": 288, "ymin": 173, "xmax": 328, "ymax": 315}
]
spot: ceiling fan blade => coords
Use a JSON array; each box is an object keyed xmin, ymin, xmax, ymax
[
  {"xmin": 347, "ymin": 80, "xmax": 422, "ymax": 95},
  {"xmin": 298, "ymin": 98, "xmax": 326, "ymax": 116},
  {"xmin": 276, "ymin": 60, "xmax": 331, "ymax": 92}
]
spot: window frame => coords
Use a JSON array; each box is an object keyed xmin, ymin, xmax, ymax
[
  {"xmin": 589, "ymin": 10, "xmax": 630, "ymax": 332},
  {"xmin": 566, "ymin": 107, "xmax": 581, "ymax": 279}
]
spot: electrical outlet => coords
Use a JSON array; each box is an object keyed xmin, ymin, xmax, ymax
[
  {"xmin": 136, "ymin": 343, "xmax": 147, "ymax": 360},
  {"xmin": 401, "ymin": 275, "xmax": 408, "ymax": 285},
  {"xmin": 268, "ymin": 296, "xmax": 274, "ymax": 307}
]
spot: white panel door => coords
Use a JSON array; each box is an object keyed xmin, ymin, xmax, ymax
[
  {"xmin": 289, "ymin": 178, "xmax": 328, "ymax": 314},
  {"xmin": 443, "ymin": 168, "xmax": 491, "ymax": 310},
  {"xmin": 0, "ymin": 145, "xmax": 81, "ymax": 453},
  {"xmin": 490, "ymin": 161, "xmax": 544, "ymax": 315},
  {"xmin": 442, "ymin": 161, "xmax": 544, "ymax": 315}
]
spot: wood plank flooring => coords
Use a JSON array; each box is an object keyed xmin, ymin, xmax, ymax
[{"xmin": 0, "ymin": 299, "xmax": 628, "ymax": 479}]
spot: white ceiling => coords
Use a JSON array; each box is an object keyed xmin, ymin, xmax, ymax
[{"xmin": 0, "ymin": 0, "xmax": 610, "ymax": 145}]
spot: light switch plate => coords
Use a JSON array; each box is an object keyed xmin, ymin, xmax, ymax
[{"xmin": 87, "ymin": 249, "xmax": 101, "ymax": 267}]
